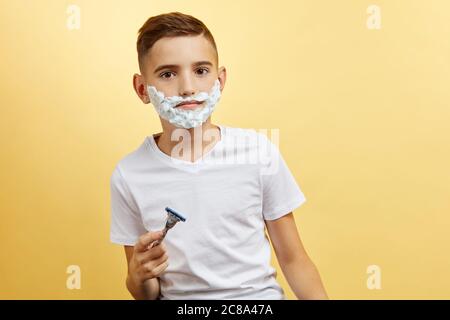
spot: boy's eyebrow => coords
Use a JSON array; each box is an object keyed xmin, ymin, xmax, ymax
[{"xmin": 153, "ymin": 61, "xmax": 213, "ymax": 74}]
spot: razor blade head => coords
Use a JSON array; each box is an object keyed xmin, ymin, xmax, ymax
[{"xmin": 165, "ymin": 207, "xmax": 187, "ymax": 222}]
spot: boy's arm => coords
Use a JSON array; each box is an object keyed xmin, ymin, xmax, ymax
[{"xmin": 265, "ymin": 212, "xmax": 329, "ymax": 300}]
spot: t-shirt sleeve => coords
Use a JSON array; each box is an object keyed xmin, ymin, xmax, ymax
[
  {"xmin": 259, "ymin": 134, "xmax": 307, "ymax": 220},
  {"xmin": 110, "ymin": 165, "xmax": 147, "ymax": 245}
]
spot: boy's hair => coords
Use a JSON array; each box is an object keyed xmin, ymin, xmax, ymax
[{"xmin": 137, "ymin": 12, "xmax": 218, "ymax": 73}]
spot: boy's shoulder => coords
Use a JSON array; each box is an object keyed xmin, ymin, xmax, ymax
[{"xmin": 111, "ymin": 136, "xmax": 151, "ymax": 177}]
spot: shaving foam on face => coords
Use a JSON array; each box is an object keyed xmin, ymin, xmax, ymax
[{"xmin": 147, "ymin": 79, "xmax": 221, "ymax": 129}]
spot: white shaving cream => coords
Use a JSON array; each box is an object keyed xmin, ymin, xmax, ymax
[{"xmin": 147, "ymin": 79, "xmax": 221, "ymax": 129}]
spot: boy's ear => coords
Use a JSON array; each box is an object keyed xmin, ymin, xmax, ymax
[
  {"xmin": 218, "ymin": 66, "xmax": 227, "ymax": 91},
  {"xmin": 133, "ymin": 73, "xmax": 150, "ymax": 104}
]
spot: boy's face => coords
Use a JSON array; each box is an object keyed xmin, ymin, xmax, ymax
[{"xmin": 134, "ymin": 34, "xmax": 226, "ymax": 107}]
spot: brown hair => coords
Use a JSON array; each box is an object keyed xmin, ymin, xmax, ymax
[{"xmin": 137, "ymin": 12, "xmax": 218, "ymax": 73}]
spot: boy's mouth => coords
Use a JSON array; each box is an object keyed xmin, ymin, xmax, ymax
[{"xmin": 175, "ymin": 100, "xmax": 204, "ymax": 110}]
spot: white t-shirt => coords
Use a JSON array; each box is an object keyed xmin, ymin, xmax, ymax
[{"xmin": 110, "ymin": 124, "xmax": 307, "ymax": 299}]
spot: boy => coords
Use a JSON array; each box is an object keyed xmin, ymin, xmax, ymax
[{"xmin": 110, "ymin": 12, "xmax": 328, "ymax": 300}]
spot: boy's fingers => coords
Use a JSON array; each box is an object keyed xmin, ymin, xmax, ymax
[
  {"xmin": 145, "ymin": 261, "xmax": 169, "ymax": 278},
  {"xmin": 140, "ymin": 247, "xmax": 167, "ymax": 264},
  {"xmin": 143, "ymin": 252, "xmax": 169, "ymax": 272},
  {"xmin": 135, "ymin": 231, "xmax": 163, "ymax": 252}
]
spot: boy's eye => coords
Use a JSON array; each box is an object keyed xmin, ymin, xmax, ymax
[
  {"xmin": 160, "ymin": 71, "xmax": 175, "ymax": 79},
  {"xmin": 196, "ymin": 67, "xmax": 209, "ymax": 76}
]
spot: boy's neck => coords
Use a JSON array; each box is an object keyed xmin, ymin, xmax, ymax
[{"xmin": 155, "ymin": 120, "xmax": 221, "ymax": 163}]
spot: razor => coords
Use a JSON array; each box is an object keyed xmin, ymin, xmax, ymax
[{"xmin": 150, "ymin": 207, "xmax": 187, "ymax": 248}]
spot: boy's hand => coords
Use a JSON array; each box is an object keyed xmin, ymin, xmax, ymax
[{"xmin": 128, "ymin": 231, "xmax": 169, "ymax": 286}]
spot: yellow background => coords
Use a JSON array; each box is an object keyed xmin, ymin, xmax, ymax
[{"xmin": 1, "ymin": 0, "xmax": 449, "ymax": 299}]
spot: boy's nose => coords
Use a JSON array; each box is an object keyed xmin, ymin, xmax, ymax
[
  {"xmin": 180, "ymin": 89, "xmax": 195, "ymax": 97},
  {"xmin": 178, "ymin": 77, "xmax": 196, "ymax": 97}
]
